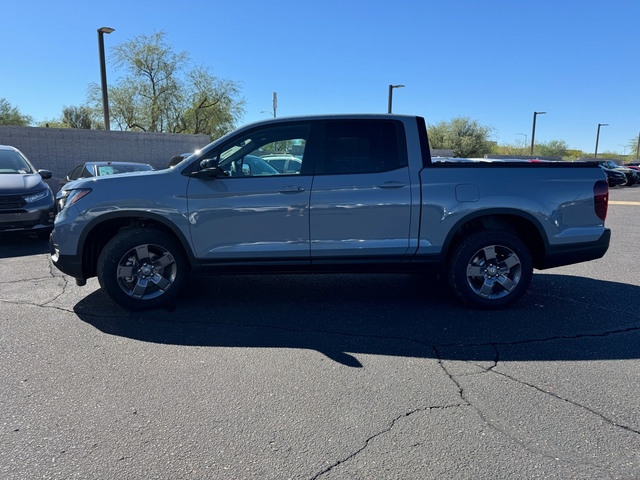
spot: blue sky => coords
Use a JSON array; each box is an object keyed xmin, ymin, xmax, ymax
[{"xmin": 1, "ymin": 0, "xmax": 638, "ymax": 154}]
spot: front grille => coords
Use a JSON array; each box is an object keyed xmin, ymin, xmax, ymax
[{"xmin": 0, "ymin": 195, "xmax": 27, "ymax": 210}]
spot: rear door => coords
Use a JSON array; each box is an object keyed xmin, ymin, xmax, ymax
[{"xmin": 309, "ymin": 120, "xmax": 413, "ymax": 261}]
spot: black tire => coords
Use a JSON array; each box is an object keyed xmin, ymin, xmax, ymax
[
  {"xmin": 97, "ymin": 228, "xmax": 188, "ymax": 310},
  {"xmin": 447, "ymin": 230, "xmax": 533, "ymax": 309}
]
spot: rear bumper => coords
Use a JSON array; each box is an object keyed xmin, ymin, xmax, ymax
[{"xmin": 540, "ymin": 228, "xmax": 611, "ymax": 269}]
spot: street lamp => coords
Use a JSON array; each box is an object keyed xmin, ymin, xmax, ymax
[
  {"xmin": 387, "ymin": 84, "xmax": 405, "ymax": 114},
  {"xmin": 516, "ymin": 133, "xmax": 527, "ymax": 148},
  {"xmin": 594, "ymin": 123, "xmax": 608, "ymax": 159},
  {"xmin": 530, "ymin": 111, "xmax": 546, "ymax": 156},
  {"xmin": 272, "ymin": 91, "xmax": 277, "ymax": 118},
  {"xmin": 98, "ymin": 27, "xmax": 115, "ymax": 131}
]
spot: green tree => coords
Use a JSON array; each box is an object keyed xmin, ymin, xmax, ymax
[
  {"xmin": 62, "ymin": 105, "xmax": 94, "ymax": 129},
  {"xmin": 0, "ymin": 98, "xmax": 32, "ymax": 126},
  {"xmin": 178, "ymin": 67, "xmax": 244, "ymax": 138},
  {"xmin": 536, "ymin": 139, "xmax": 568, "ymax": 158},
  {"xmin": 87, "ymin": 31, "xmax": 244, "ymax": 137},
  {"xmin": 427, "ymin": 117, "xmax": 494, "ymax": 157}
]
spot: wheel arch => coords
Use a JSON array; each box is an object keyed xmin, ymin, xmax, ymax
[
  {"xmin": 443, "ymin": 209, "xmax": 547, "ymax": 270},
  {"xmin": 78, "ymin": 212, "xmax": 195, "ymax": 280}
]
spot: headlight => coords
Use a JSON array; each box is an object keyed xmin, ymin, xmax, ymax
[
  {"xmin": 23, "ymin": 189, "xmax": 49, "ymax": 203},
  {"xmin": 57, "ymin": 188, "xmax": 92, "ymax": 211}
]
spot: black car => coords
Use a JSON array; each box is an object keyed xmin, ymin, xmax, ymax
[
  {"xmin": 59, "ymin": 161, "xmax": 155, "ymax": 190},
  {"xmin": 595, "ymin": 160, "xmax": 638, "ymax": 186},
  {"xmin": 0, "ymin": 145, "xmax": 55, "ymax": 238},
  {"xmin": 600, "ymin": 166, "xmax": 626, "ymax": 187}
]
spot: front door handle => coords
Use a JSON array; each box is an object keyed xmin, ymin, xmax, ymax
[
  {"xmin": 278, "ymin": 186, "xmax": 306, "ymax": 194},
  {"xmin": 377, "ymin": 181, "xmax": 406, "ymax": 189}
]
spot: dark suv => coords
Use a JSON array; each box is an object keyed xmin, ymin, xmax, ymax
[{"xmin": 0, "ymin": 145, "xmax": 55, "ymax": 238}]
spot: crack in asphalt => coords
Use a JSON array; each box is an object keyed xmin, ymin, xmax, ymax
[
  {"xmin": 490, "ymin": 367, "xmax": 640, "ymax": 436},
  {"xmin": 311, "ymin": 403, "xmax": 468, "ymax": 479},
  {"xmin": 433, "ymin": 343, "xmax": 639, "ymax": 473},
  {"xmin": 0, "ymin": 256, "xmax": 70, "ymax": 307},
  {"xmin": 433, "ymin": 346, "xmax": 607, "ymax": 470}
]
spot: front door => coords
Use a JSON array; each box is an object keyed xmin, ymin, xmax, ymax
[{"xmin": 186, "ymin": 123, "xmax": 313, "ymax": 262}]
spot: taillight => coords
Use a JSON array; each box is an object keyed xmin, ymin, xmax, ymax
[{"xmin": 593, "ymin": 180, "xmax": 608, "ymax": 221}]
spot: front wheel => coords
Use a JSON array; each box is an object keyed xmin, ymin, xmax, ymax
[
  {"xmin": 97, "ymin": 228, "xmax": 188, "ymax": 310},
  {"xmin": 447, "ymin": 230, "xmax": 533, "ymax": 309}
]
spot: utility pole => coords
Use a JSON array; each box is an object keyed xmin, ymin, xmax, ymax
[
  {"xmin": 272, "ymin": 92, "xmax": 277, "ymax": 118},
  {"xmin": 387, "ymin": 84, "xmax": 405, "ymax": 114},
  {"xmin": 530, "ymin": 111, "xmax": 546, "ymax": 156},
  {"xmin": 98, "ymin": 27, "xmax": 115, "ymax": 130},
  {"xmin": 594, "ymin": 123, "xmax": 608, "ymax": 159}
]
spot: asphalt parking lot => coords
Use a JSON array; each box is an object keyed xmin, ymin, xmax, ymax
[{"xmin": 1, "ymin": 186, "xmax": 639, "ymax": 479}]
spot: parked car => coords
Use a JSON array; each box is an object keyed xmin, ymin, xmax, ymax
[
  {"xmin": 593, "ymin": 160, "xmax": 638, "ymax": 186},
  {"xmin": 625, "ymin": 165, "xmax": 640, "ymax": 175},
  {"xmin": 260, "ymin": 154, "xmax": 303, "ymax": 173},
  {"xmin": 58, "ymin": 161, "xmax": 155, "ymax": 190},
  {"xmin": 0, "ymin": 145, "xmax": 55, "ymax": 238},
  {"xmin": 600, "ymin": 166, "xmax": 627, "ymax": 187},
  {"xmin": 230, "ymin": 155, "xmax": 281, "ymax": 176}
]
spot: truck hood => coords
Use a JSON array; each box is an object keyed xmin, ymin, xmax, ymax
[{"xmin": 0, "ymin": 173, "xmax": 49, "ymax": 195}]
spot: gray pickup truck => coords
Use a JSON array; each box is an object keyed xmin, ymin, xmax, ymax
[{"xmin": 51, "ymin": 114, "xmax": 610, "ymax": 310}]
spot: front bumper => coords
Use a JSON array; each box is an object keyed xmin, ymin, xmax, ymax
[{"xmin": 0, "ymin": 206, "xmax": 55, "ymax": 234}]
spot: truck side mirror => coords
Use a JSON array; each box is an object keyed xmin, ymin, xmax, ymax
[
  {"xmin": 188, "ymin": 158, "xmax": 222, "ymax": 180},
  {"xmin": 200, "ymin": 158, "xmax": 218, "ymax": 170}
]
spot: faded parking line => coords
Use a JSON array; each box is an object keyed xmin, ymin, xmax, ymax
[{"xmin": 610, "ymin": 201, "xmax": 640, "ymax": 206}]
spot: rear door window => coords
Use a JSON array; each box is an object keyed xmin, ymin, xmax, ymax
[{"xmin": 318, "ymin": 120, "xmax": 407, "ymax": 175}]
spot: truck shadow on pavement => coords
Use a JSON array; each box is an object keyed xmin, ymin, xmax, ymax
[{"xmin": 73, "ymin": 273, "xmax": 640, "ymax": 367}]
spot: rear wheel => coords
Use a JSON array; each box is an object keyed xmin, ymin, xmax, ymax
[
  {"xmin": 97, "ymin": 228, "xmax": 188, "ymax": 310},
  {"xmin": 447, "ymin": 230, "xmax": 532, "ymax": 309}
]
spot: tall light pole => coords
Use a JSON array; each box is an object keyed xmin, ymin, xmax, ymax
[
  {"xmin": 387, "ymin": 84, "xmax": 405, "ymax": 114},
  {"xmin": 272, "ymin": 91, "xmax": 277, "ymax": 118},
  {"xmin": 516, "ymin": 133, "xmax": 527, "ymax": 148},
  {"xmin": 594, "ymin": 123, "xmax": 608, "ymax": 159},
  {"xmin": 98, "ymin": 27, "xmax": 115, "ymax": 130},
  {"xmin": 530, "ymin": 111, "xmax": 546, "ymax": 155}
]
